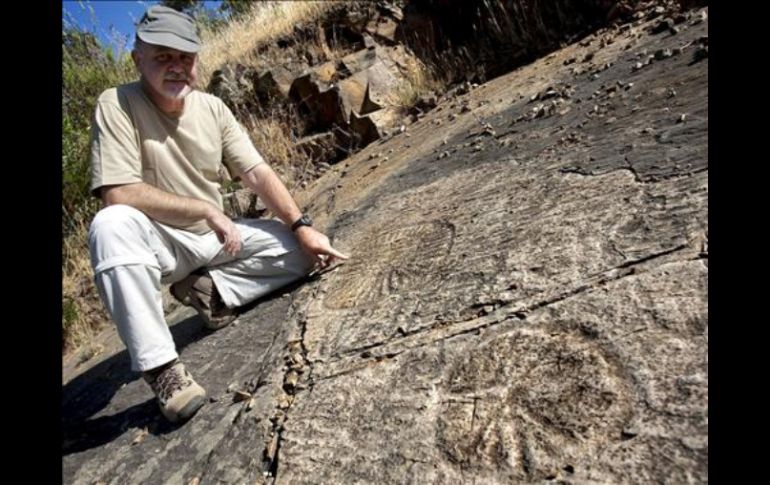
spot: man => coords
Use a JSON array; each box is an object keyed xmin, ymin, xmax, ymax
[{"xmin": 87, "ymin": 6, "xmax": 348, "ymax": 423}]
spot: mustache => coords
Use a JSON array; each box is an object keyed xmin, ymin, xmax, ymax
[{"xmin": 164, "ymin": 74, "xmax": 189, "ymax": 81}]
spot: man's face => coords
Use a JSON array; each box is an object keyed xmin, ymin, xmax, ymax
[{"xmin": 133, "ymin": 42, "xmax": 198, "ymax": 102}]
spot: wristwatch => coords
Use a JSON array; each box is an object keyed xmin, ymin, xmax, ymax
[{"xmin": 291, "ymin": 214, "xmax": 313, "ymax": 232}]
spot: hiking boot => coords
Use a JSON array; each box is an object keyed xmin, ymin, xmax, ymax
[
  {"xmin": 170, "ymin": 272, "xmax": 238, "ymax": 330},
  {"xmin": 143, "ymin": 360, "xmax": 206, "ymax": 423}
]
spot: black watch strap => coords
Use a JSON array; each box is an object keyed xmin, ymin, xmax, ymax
[{"xmin": 291, "ymin": 214, "xmax": 313, "ymax": 232}]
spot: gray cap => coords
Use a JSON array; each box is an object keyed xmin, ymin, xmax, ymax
[{"xmin": 136, "ymin": 6, "xmax": 201, "ymax": 53}]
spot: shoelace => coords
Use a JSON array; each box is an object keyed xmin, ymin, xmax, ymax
[{"xmin": 155, "ymin": 366, "xmax": 189, "ymax": 401}]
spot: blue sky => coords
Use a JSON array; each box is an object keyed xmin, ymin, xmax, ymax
[{"xmin": 62, "ymin": 1, "xmax": 222, "ymax": 55}]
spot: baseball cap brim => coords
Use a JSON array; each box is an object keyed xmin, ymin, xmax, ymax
[{"xmin": 137, "ymin": 31, "xmax": 201, "ymax": 53}]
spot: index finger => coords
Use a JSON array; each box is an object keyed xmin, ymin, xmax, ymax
[{"xmin": 323, "ymin": 246, "xmax": 349, "ymax": 260}]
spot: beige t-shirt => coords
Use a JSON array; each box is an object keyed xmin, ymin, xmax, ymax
[{"xmin": 90, "ymin": 81, "xmax": 264, "ymax": 234}]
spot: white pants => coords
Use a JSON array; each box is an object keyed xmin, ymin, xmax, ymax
[{"xmin": 88, "ymin": 204, "xmax": 315, "ymax": 372}]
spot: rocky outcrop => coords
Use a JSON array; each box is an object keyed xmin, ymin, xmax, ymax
[{"xmin": 208, "ymin": 0, "xmax": 698, "ymax": 169}]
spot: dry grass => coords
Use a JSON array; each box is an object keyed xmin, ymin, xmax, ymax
[
  {"xmin": 392, "ymin": 54, "xmax": 444, "ymax": 111},
  {"xmin": 62, "ymin": 213, "xmax": 109, "ymax": 355},
  {"xmin": 197, "ymin": 1, "xmax": 339, "ymax": 88},
  {"xmin": 239, "ymin": 107, "xmax": 315, "ymax": 189}
]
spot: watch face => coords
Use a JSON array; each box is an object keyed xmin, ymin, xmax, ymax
[{"xmin": 302, "ymin": 215, "xmax": 313, "ymax": 226}]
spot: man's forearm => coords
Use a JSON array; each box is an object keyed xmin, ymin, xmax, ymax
[
  {"xmin": 102, "ymin": 182, "xmax": 216, "ymax": 226},
  {"xmin": 241, "ymin": 162, "xmax": 350, "ymax": 265},
  {"xmin": 240, "ymin": 163, "xmax": 303, "ymax": 226}
]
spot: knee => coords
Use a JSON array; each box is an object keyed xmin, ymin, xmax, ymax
[{"xmin": 88, "ymin": 204, "xmax": 151, "ymax": 250}]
